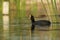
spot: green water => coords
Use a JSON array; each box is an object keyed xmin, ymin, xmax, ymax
[{"xmin": 0, "ymin": 0, "xmax": 60, "ymax": 40}]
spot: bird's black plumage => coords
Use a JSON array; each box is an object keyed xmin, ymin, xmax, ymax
[
  {"xmin": 30, "ymin": 15, "xmax": 35, "ymax": 33},
  {"xmin": 30, "ymin": 15, "xmax": 51, "ymax": 33}
]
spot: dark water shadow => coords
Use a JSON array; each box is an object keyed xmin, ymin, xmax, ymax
[{"xmin": 31, "ymin": 20, "xmax": 51, "ymax": 33}]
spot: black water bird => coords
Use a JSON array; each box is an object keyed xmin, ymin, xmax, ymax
[{"xmin": 30, "ymin": 15, "xmax": 51, "ymax": 33}]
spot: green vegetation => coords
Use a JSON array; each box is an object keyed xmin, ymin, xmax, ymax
[{"xmin": 0, "ymin": 0, "xmax": 60, "ymax": 40}]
